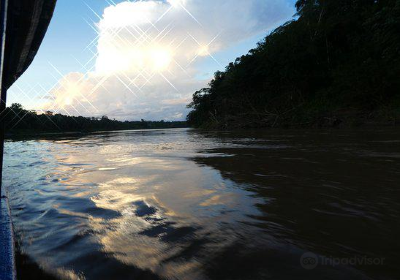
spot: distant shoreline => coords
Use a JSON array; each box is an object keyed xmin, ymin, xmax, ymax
[
  {"xmin": 192, "ymin": 110, "xmax": 400, "ymax": 130},
  {"xmin": 2, "ymin": 103, "xmax": 188, "ymax": 138},
  {"xmin": 5, "ymin": 127, "xmax": 190, "ymax": 139}
]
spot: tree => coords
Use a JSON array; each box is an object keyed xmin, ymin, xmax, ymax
[{"xmin": 187, "ymin": 0, "xmax": 400, "ymax": 128}]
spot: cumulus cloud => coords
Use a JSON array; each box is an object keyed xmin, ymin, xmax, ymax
[{"xmin": 44, "ymin": 0, "xmax": 294, "ymax": 120}]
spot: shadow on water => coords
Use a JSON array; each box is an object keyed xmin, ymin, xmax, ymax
[
  {"xmin": 16, "ymin": 250, "xmax": 163, "ymax": 280},
  {"xmin": 190, "ymin": 129, "xmax": 400, "ymax": 280},
  {"xmin": 16, "ymin": 250, "xmax": 58, "ymax": 280}
]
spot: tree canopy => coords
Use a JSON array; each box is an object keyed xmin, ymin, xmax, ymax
[{"xmin": 187, "ymin": 0, "xmax": 400, "ymax": 128}]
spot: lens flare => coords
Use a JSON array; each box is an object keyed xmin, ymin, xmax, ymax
[
  {"xmin": 64, "ymin": 96, "xmax": 73, "ymax": 106},
  {"xmin": 151, "ymin": 48, "xmax": 172, "ymax": 71}
]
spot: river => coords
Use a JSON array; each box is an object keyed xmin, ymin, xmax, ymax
[{"xmin": 3, "ymin": 128, "xmax": 400, "ymax": 280}]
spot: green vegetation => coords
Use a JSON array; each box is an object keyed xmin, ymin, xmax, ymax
[
  {"xmin": 187, "ymin": 0, "xmax": 400, "ymax": 128},
  {"xmin": 2, "ymin": 103, "xmax": 187, "ymax": 135}
]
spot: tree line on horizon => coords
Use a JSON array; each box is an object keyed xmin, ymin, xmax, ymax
[
  {"xmin": 1, "ymin": 103, "xmax": 187, "ymax": 134},
  {"xmin": 187, "ymin": 0, "xmax": 400, "ymax": 128}
]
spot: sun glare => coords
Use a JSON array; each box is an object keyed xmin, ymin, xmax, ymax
[
  {"xmin": 64, "ymin": 96, "xmax": 73, "ymax": 106},
  {"xmin": 168, "ymin": 0, "xmax": 185, "ymax": 7},
  {"xmin": 96, "ymin": 44, "xmax": 173, "ymax": 74},
  {"xmin": 52, "ymin": 81, "xmax": 82, "ymax": 109},
  {"xmin": 198, "ymin": 46, "xmax": 209, "ymax": 56},
  {"xmin": 150, "ymin": 48, "xmax": 172, "ymax": 71}
]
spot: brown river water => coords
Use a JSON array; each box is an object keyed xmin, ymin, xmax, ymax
[{"xmin": 3, "ymin": 128, "xmax": 400, "ymax": 280}]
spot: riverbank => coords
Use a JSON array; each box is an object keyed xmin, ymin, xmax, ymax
[
  {"xmin": 196, "ymin": 108, "xmax": 400, "ymax": 130},
  {"xmin": 186, "ymin": 1, "xmax": 400, "ymax": 131},
  {"xmin": 2, "ymin": 103, "xmax": 188, "ymax": 137}
]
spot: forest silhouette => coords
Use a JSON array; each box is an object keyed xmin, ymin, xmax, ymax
[
  {"xmin": 2, "ymin": 103, "xmax": 187, "ymax": 134},
  {"xmin": 187, "ymin": 0, "xmax": 400, "ymax": 128}
]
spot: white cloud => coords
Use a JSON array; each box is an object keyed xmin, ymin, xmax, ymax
[{"xmin": 44, "ymin": 0, "xmax": 294, "ymax": 120}]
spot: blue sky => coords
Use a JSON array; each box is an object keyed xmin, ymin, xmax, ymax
[{"xmin": 8, "ymin": 0, "xmax": 296, "ymax": 120}]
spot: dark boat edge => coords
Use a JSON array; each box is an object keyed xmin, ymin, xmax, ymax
[
  {"xmin": 0, "ymin": 193, "xmax": 16, "ymax": 280},
  {"xmin": 0, "ymin": 0, "xmax": 57, "ymax": 279}
]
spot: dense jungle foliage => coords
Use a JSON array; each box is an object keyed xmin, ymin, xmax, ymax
[
  {"xmin": 2, "ymin": 103, "xmax": 187, "ymax": 135},
  {"xmin": 187, "ymin": 0, "xmax": 400, "ymax": 128}
]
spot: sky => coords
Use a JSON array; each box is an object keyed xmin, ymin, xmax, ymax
[{"xmin": 8, "ymin": 0, "xmax": 296, "ymax": 121}]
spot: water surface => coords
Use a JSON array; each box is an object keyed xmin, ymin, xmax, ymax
[{"xmin": 4, "ymin": 128, "xmax": 400, "ymax": 279}]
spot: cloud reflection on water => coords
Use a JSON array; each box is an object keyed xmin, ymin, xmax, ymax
[{"xmin": 5, "ymin": 128, "xmax": 399, "ymax": 279}]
